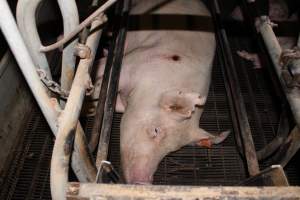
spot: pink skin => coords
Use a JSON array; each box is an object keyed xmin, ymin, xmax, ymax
[{"xmin": 95, "ymin": 0, "xmax": 230, "ymax": 184}]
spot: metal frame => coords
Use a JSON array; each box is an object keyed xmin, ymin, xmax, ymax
[
  {"xmin": 16, "ymin": 0, "xmax": 52, "ymax": 78},
  {"xmin": 66, "ymin": 184, "xmax": 300, "ymax": 200},
  {"xmin": 0, "ymin": 0, "xmax": 116, "ymax": 199},
  {"xmin": 14, "ymin": 0, "xmax": 97, "ymax": 183},
  {"xmin": 95, "ymin": 0, "xmax": 130, "ymax": 180},
  {"xmin": 257, "ymin": 16, "xmax": 300, "ymax": 130},
  {"xmin": 50, "ymin": 15, "xmax": 105, "ymax": 199},
  {"xmin": 211, "ymin": 0, "xmax": 260, "ymax": 176},
  {"xmin": 1, "ymin": 0, "xmax": 300, "ymax": 199}
]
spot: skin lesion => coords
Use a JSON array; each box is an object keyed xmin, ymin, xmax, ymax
[{"xmin": 171, "ymin": 55, "xmax": 180, "ymax": 61}]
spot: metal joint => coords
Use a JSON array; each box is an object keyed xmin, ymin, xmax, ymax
[
  {"xmin": 96, "ymin": 161, "xmax": 120, "ymax": 183},
  {"xmin": 255, "ymin": 16, "xmax": 278, "ymax": 33},
  {"xmin": 74, "ymin": 43, "xmax": 91, "ymax": 59},
  {"xmin": 37, "ymin": 69, "xmax": 69, "ymax": 98},
  {"xmin": 279, "ymin": 47, "xmax": 300, "ymax": 89},
  {"xmin": 280, "ymin": 47, "xmax": 300, "ymax": 68}
]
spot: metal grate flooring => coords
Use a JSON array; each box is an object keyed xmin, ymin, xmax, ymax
[{"xmin": 1, "ymin": 37, "xmax": 300, "ymax": 200}]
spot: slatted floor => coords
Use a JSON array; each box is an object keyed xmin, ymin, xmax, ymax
[{"xmin": 1, "ymin": 36, "xmax": 300, "ymax": 200}]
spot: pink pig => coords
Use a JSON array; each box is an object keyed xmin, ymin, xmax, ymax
[{"xmin": 95, "ymin": 0, "xmax": 230, "ymax": 184}]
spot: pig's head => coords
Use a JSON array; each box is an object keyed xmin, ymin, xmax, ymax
[{"xmin": 120, "ymin": 90, "xmax": 229, "ymax": 184}]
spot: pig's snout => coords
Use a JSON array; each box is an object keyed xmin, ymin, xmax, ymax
[
  {"xmin": 122, "ymin": 155, "xmax": 157, "ymax": 185},
  {"xmin": 124, "ymin": 163, "xmax": 154, "ymax": 184}
]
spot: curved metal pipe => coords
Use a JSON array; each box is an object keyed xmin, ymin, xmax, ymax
[
  {"xmin": 11, "ymin": 0, "xmax": 96, "ymax": 182},
  {"xmin": 57, "ymin": 0, "xmax": 79, "ymax": 92},
  {"xmin": 16, "ymin": 0, "xmax": 52, "ymax": 79},
  {"xmin": 256, "ymin": 110, "xmax": 289, "ymax": 161},
  {"xmin": 40, "ymin": 0, "xmax": 117, "ymax": 52},
  {"xmin": 51, "ymin": 17, "xmax": 104, "ymax": 200}
]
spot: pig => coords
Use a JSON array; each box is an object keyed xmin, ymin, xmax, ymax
[{"xmin": 94, "ymin": 0, "xmax": 230, "ymax": 184}]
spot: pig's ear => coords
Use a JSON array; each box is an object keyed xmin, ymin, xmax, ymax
[
  {"xmin": 159, "ymin": 90, "xmax": 206, "ymax": 119},
  {"xmin": 189, "ymin": 127, "xmax": 230, "ymax": 148}
]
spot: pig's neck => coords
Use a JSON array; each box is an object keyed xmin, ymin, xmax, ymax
[{"xmin": 127, "ymin": 83, "xmax": 164, "ymax": 109}]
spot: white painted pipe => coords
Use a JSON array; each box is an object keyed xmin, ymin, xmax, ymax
[
  {"xmin": 1, "ymin": 0, "xmax": 96, "ymax": 183},
  {"xmin": 258, "ymin": 16, "xmax": 300, "ymax": 129}
]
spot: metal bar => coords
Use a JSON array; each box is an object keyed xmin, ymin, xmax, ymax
[
  {"xmin": 16, "ymin": 0, "xmax": 52, "ymax": 78},
  {"xmin": 271, "ymin": 126, "xmax": 300, "ymax": 167},
  {"xmin": 95, "ymin": 0, "xmax": 130, "ymax": 181},
  {"xmin": 290, "ymin": 33, "xmax": 300, "ymax": 75},
  {"xmin": 216, "ymin": 49, "xmax": 245, "ymax": 157},
  {"xmin": 239, "ymin": 0, "xmax": 287, "ymax": 104},
  {"xmin": 89, "ymin": 0, "xmax": 124, "ymax": 152},
  {"xmin": 50, "ymin": 16, "xmax": 104, "ymax": 200},
  {"xmin": 66, "ymin": 183, "xmax": 300, "ymax": 200},
  {"xmin": 256, "ymin": 110, "xmax": 290, "ymax": 160},
  {"xmin": 239, "ymin": 165, "xmax": 289, "ymax": 186},
  {"xmin": 40, "ymin": 0, "xmax": 118, "ymax": 52},
  {"xmin": 57, "ymin": 0, "xmax": 79, "ymax": 93},
  {"xmin": 257, "ymin": 16, "xmax": 300, "ymax": 130},
  {"xmin": 89, "ymin": 21, "xmax": 118, "ymax": 152},
  {"xmin": 0, "ymin": 0, "xmax": 58, "ymax": 140},
  {"xmin": 232, "ymin": 39, "xmax": 267, "ymax": 148},
  {"xmin": 211, "ymin": 0, "xmax": 260, "ymax": 176},
  {"xmin": 0, "ymin": 0, "xmax": 96, "ymax": 183}
]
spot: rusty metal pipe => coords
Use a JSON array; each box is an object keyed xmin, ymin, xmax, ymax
[
  {"xmin": 257, "ymin": 16, "xmax": 300, "ymax": 130},
  {"xmin": 57, "ymin": 0, "xmax": 79, "ymax": 94},
  {"xmin": 16, "ymin": 0, "xmax": 52, "ymax": 79},
  {"xmin": 66, "ymin": 183, "xmax": 300, "ymax": 199},
  {"xmin": 1, "ymin": 0, "xmax": 96, "ymax": 183},
  {"xmin": 50, "ymin": 17, "xmax": 104, "ymax": 200},
  {"xmin": 290, "ymin": 33, "xmax": 300, "ymax": 76},
  {"xmin": 40, "ymin": 0, "xmax": 117, "ymax": 53}
]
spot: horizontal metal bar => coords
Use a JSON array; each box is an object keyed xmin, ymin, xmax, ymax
[{"xmin": 66, "ymin": 183, "xmax": 300, "ymax": 200}]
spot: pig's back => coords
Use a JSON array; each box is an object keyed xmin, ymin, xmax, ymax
[
  {"xmin": 130, "ymin": 0, "xmax": 210, "ymax": 16},
  {"xmin": 120, "ymin": 0, "xmax": 215, "ymax": 101}
]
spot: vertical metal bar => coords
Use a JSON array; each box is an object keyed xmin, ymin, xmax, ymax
[
  {"xmin": 89, "ymin": 0, "xmax": 124, "ymax": 152},
  {"xmin": 211, "ymin": 0, "xmax": 260, "ymax": 176},
  {"xmin": 89, "ymin": 23, "xmax": 118, "ymax": 152},
  {"xmin": 57, "ymin": 0, "xmax": 79, "ymax": 93},
  {"xmin": 217, "ymin": 49, "xmax": 245, "ymax": 157},
  {"xmin": 50, "ymin": 16, "xmax": 104, "ymax": 200},
  {"xmin": 16, "ymin": 0, "xmax": 52, "ymax": 79},
  {"xmin": 95, "ymin": 0, "xmax": 130, "ymax": 182},
  {"xmin": 1, "ymin": 0, "xmax": 96, "ymax": 183}
]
